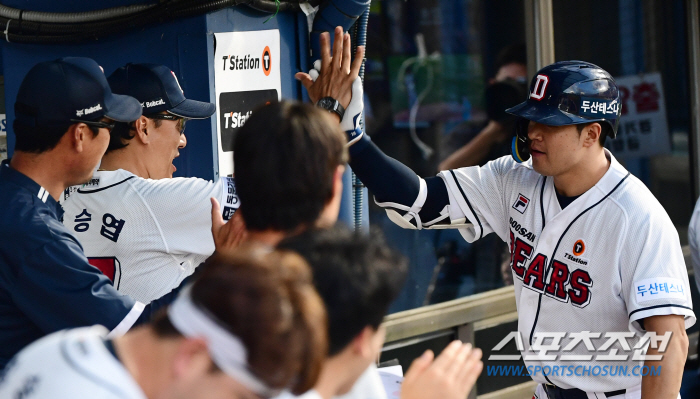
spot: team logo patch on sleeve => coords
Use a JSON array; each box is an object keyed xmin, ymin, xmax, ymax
[{"xmin": 512, "ymin": 194, "xmax": 530, "ymax": 214}]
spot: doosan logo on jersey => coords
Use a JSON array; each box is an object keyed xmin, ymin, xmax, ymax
[{"xmin": 509, "ymin": 217, "xmax": 536, "ymax": 242}]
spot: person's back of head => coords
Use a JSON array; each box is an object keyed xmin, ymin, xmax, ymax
[
  {"xmin": 233, "ymin": 101, "xmax": 348, "ymax": 233},
  {"xmin": 151, "ymin": 248, "xmax": 327, "ymax": 396},
  {"xmin": 278, "ymin": 226, "xmax": 407, "ymax": 356}
]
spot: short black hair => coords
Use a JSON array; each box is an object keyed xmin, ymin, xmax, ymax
[
  {"xmin": 106, "ymin": 118, "xmax": 164, "ymax": 154},
  {"xmin": 234, "ymin": 101, "xmax": 348, "ymax": 232},
  {"xmin": 278, "ymin": 225, "xmax": 408, "ymax": 356},
  {"xmin": 106, "ymin": 122, "xmax": 135, "ymax": 153},
  {"xmin": 494, "ymin": 43, "xmax": 527, "ymax": 75},
  {"xmin": 576, "ymin": 122, "xmax": 612, "ymax": 146},
  {"xmin": 14, "ymin": 121, "xmax": 98, "ymax": 153}
]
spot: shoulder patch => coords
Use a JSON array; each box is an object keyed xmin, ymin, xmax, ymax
[{"xmin": 635, "ymin": 278, "xmax": 686, "ymax": 303}]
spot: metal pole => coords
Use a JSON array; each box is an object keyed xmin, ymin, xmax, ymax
[
  {"xmin": 688, "ymin": 0, "xmax": 700, "ymax": 199},
  {"xmin": 524, "ymin": 0, "xmax": 555, "ymax": 77}
]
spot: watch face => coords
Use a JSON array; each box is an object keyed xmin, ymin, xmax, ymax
[{"xmin": 318, "ymin": 98, "xmax": 332, "ymax": 108}]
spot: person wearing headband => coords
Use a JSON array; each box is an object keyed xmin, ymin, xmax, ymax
[
  {"xmin": 0, "ymin": 249, "xmax": 327, "ymax": 399},
  {"xmin": 277, "ymin": 226, "xmax": 483, "ymax": 399}
]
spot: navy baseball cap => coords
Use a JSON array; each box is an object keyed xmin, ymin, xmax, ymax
[
  {"xmin": 14, "ymin": 57, "xmax": 143, "ymax": 128},
  {"xmin": 108, "ymin": 63, "xmax": 215, "ymax": 119}
]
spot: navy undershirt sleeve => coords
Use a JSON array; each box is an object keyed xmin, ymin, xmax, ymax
[{"xmin": 348, "ymin": 134, "xmax": 450, "ymax": 223}]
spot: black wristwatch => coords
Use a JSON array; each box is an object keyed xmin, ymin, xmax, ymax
[{"xmin": 316, "ymin": 97, "xmax": 345, "ymax": 120}]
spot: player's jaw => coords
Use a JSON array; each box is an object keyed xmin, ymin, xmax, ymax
[{"xmin": 527, "ymin": 122, "xmax": 583, "ymax": 177}]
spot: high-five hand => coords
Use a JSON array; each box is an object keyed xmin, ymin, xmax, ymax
[{"xmin": 295, "ymin": 26, "xmax": 365, "ymax": 120}]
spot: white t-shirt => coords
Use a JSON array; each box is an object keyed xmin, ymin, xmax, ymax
[
  {"xmin": 0, "ymin": 326, "xmax": 146, "ymax": 399},
  {"xmin": 274, "ymin": 364, "xmax": 387, "ymax": 399},
  {"xmin": 423, "ymin": 151, "xmax": 694, "ymax": 391},
  {"xmin": 61, "ymin": 169, "xmax": 239, "ymax": 303}
]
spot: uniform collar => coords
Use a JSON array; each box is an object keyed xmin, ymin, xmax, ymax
[
  {"xmin": 591, "ymin": 148, "xmax": 629, "ymax": 194},
  {"xmin": 1, "ymin": 161, "xmax": 64, "ymax": 219}
]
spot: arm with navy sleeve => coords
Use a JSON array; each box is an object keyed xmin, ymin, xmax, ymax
[
  {"xmin": 11, "ymin": 238, "xmax": 179, "ymax": 338},
  {"xmin": 348, "ymin": 134, "xmax": 455, "ymax": 229}
]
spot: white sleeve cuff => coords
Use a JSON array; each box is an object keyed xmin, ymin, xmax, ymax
[
  {"xmin": 107, "ymin": 301, "xmax": 146, "ymax": 338},
  {"xmin": 628, "ymin": 304, "xmax": 696, "ymax": 334}
]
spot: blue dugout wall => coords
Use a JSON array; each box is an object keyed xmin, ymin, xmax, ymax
[{"xmin": 1, "ymin": 1, "xmax": 366, "ymax": 228}]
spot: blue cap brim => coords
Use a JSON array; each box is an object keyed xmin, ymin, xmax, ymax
[
  {"xmin": 104, "ymin": 93, "xmax": 143, "ymax": 122},
  {"xmin": 506, "ymin": 101, "xmax": 590, "ymax": 126},
  {"xmin": 168, "ymin": 99, "xmax": 216, "ymax": 119}
]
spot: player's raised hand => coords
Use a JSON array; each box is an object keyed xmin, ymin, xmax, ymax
[
  {"xmin": 295, "ymin": 26, "xmax": 365, "ymax": 110},
  {"xmin": 211, "ymin": 198, "xmax": 247, "ymax": 255},
  {"xmin": 400, "ymin": 340, "xmax": 483, "ymax": 399}
]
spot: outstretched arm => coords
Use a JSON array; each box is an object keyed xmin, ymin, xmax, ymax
[
  {"xmin": 349, "ymin": 134, "xmax": 451, "ymax": 228},
  {"xmin": 298, "ymin": 26, "xmax": 465, "ymax": 230}
]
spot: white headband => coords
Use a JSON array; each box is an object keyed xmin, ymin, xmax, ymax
[{"xmin": 167, "ymin": 286, "xmax": 280, "ymax": 398}]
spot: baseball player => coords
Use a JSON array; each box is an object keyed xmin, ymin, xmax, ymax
[
  {"xmin": 302, "ymin": 56, "xmax": 695, "ymax": 398},
  {"xmin": 0, "ymin": 57, "xmax": 196, "ymax": 368},
  {"xmin": 61, "ymin": 63, "xmax": 243, "ymax": 304},
  {"xmin": 0, "ymin": 249, "xmax": 327, "ymax": 399}
]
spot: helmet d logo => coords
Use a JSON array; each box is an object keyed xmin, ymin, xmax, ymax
[
  {"xmin": 573, "ymin": 240, "xmax": 585, "ymax": 256},
  {"xmin": 262, "ymin": 46, "xmax": 272, "ymax": 76},
  {"xmin": 530, "ymin": 75, "xmax": 549, "ymax": 101}
]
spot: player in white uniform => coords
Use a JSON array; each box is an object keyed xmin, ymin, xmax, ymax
[
  {"xmin": 61, "ymin": 63, "xmax": 243, "ymax": 303},
  {"xmin": 316, "ymin": 60, "xmax": 695, "ymax": 398},
  {"xmin": 0, "ymin": 249, "xmax": 327, "ymax": 399}
]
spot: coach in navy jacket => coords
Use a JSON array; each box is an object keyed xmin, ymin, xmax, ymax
[{"xmin": 0, "ymin": 58, "xmax": 184, "ymax": 368}]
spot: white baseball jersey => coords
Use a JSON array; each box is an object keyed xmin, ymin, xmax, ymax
[
  {"xmin": 0, "ymin": 326, "xmax": 146, "ymax": 399},
  {"xmin": 430, "ymin": 151, "xmax": 695, "ymax": 392},
  {"xmin": 61, "ymin": 169, "xmax": 239, "ymax": 303}
]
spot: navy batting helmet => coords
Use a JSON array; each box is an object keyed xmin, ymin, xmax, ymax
[{"xmin": 506, "ymin": 61, "xmax": 621, "ymax": 162}]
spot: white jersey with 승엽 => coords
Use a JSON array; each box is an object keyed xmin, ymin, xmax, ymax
[{"xmin": 61, "ymin": 169, "xmax": 239, "ymax": 303}]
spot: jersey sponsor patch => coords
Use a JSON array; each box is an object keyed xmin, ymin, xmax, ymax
[
  {"xmin": 573, "ymin": 239, "xmax": 585, "ymax": 256},
  {"xmin": 512, "ymin": 194, "xmax": 530, "ymax": 214},
  {"xmin": 635, "ymin": 278, "xmax": 685, "ymax": 303}
]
